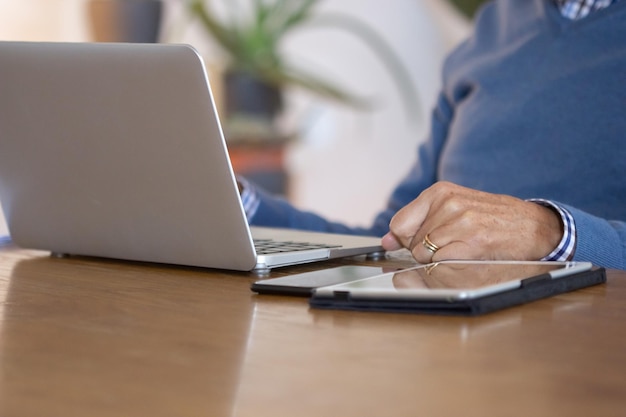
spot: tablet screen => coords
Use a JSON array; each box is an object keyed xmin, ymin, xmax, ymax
[{"xmin": 314, "ymin": 261, "xmax": 592, "ymax": 300}]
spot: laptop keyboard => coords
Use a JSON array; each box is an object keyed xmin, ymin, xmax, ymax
[{"xmin": 254, "ymin": 239, "xmax": 342, "ymax": 255}]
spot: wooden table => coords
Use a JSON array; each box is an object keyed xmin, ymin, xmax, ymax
[{"xmin": 0, "ymin": 240, "xmax": 624, "ymax": 417}]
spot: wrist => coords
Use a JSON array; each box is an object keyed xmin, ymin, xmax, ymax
[
  {"xmin": 528, "ymin": 199, "xmax": 576, "ymax": 261},
  {"xmin": 237, "ymin": 176, "xmax": 261, "ymax": 222}
]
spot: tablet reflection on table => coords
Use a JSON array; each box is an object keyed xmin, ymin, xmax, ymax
[{"xmin": 392, "ymin": 262, "xmax": 564, "ymax": 291}]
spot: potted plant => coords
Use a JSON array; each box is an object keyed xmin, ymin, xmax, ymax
[
  {"xmin": 186, "ymin": 0, "xmax": 420, "ymax": 143},
  {"xmin": 447, "ymin": 0, "xmax": 489, "ymax": 18}
]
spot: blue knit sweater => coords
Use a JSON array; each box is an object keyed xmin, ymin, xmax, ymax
[{"xmin": 250, "ymin": 0, "xmax": 626, "ymax": 269}]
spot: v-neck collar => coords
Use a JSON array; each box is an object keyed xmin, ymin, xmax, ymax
[{"xmin": 541, "ymin": 0, "xmax": 626, "ymax": 33}]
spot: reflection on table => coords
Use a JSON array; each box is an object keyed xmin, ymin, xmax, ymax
[{"xmin": 0, "ymin": 243, "xmax": 624, "ymax": 417}]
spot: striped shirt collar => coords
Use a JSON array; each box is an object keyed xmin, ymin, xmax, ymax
[{"xmin": 555, "ymin": 0, "xmax": 619, "ymax": 19}]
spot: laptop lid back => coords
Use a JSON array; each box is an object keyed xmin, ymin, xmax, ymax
[{"xmin": 0, "ymin": 41, "xmax": 258, "ymax": 270}]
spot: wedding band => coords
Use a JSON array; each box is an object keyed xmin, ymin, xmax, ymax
[{"xmin": 422, "ymin": 233, "xmax": 440, "ymax": 254}]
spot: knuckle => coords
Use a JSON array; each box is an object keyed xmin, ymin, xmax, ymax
[
  {"xmin": 457, "ymin": 209, "xmax": 479, "ymax": 227},
  {"xmin": 443, "ymin": 196, "xmax": 464, "ymax": 214}
]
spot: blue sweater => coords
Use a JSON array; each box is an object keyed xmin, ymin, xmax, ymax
[{"xmin": 251, "ymin": 0, "xmax": 626, "ymax": 269}]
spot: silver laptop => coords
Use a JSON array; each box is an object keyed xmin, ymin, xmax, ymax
[{"xmin": 0, "ymin": 41, "xmax": 383, "ymax": 273}]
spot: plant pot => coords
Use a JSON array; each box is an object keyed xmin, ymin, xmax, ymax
[
  {"xmin": 224, "ymin": 71, "xmax": 283, "ymax": 119},
  {"xmin": 87, "ymin": 0, "xmax": 163, "ymax": 43},
  {"xmin": 222, "ymin": 71, "xmax": 285, "ymax": 143}
]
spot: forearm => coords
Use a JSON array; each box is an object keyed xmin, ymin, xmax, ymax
[{"xmin": 249, "ymin": 185, "xmax": 385, "ymax": 236}]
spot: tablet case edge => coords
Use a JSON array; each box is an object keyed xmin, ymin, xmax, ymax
[{"xmin": 308, "ymin": 267, "xmax": 607, "ymax": 316}]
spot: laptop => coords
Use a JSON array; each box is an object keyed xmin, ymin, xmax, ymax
[{"xmin": 0, "ymin": 41, "xmax": 383, "ymax": 273}]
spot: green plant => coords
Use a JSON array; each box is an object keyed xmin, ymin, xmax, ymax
[
  {"xmin": 447, "ymin": 0, "xmax": 490, "ymax": 18},
  {"xmin": 187, "ymin": 0, "xmax": 420, "ymax": 119}
]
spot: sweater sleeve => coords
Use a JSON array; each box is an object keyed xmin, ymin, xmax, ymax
[
  {"xmin": 249, "ymin": 91, "xmax": 455, "ymax": 237},
  {"xmin": 562, "ymin": 204, "xmax": 626, "ymax": 270}
]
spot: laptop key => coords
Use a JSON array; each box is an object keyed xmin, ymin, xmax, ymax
[{"xmin": 254, "ymin": 240, "xmax": 342, "ymax": 255}]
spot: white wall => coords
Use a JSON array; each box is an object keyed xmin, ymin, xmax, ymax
[
  {"xmin": 0, "ymin": 0, "xmax": 470, "ymax": 236},
  {"xmin": 0, "ymin": 0, "xmax": 88, "ymax": 41}
]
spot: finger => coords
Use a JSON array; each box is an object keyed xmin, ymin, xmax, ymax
[
  {"xmin": 408, "ymin": 230, "xmax": 450, "ymax": 264},
  {"xmin": 431, "ymin": 241, "xmax": 480, "ymax": 262},
  {"xmin": 381, "ymin": 232, "xmax": 403, "ymax": 251},
  {"xmin": 425, "ymin": 218, "xmax": 528, "ymax": 262},
  {"xmin": 388, "ymin": 189, "xmax": 438, "ymax": 249}
]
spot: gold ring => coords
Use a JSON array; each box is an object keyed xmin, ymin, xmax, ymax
[{"xmin": 422, "ymin": 233, "xmax": 440, "ymax": 254}]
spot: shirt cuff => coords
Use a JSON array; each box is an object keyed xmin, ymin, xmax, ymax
[
  {"xmin": 237, "ymin": 176, "xmax": 260, "ymax": 222},
  {"xmin": 527, "ymin": 199, "xmax": 577, "ymax": 261}
]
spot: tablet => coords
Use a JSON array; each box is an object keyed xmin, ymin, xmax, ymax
[
  {"xmin": 309, "ymin": 261, "xmax": 606, "ymax": 315},
  {"xmin": 251, "ymin": 265, "xmax": 402, "ymax": 296}
]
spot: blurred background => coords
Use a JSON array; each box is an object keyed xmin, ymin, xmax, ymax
[{"xmin": 0, "ymin": 0, "xmax": 485, "ymax": 236}]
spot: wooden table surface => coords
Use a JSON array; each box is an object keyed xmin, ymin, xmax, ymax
[{"xmin": 0, "ymin": 240, "xmax": 624, "ymax": 417}]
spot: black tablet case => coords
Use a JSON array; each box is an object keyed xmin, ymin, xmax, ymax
[{"xmin": 309, "ymin": 267, "xmax": 606, "ymax": 316}]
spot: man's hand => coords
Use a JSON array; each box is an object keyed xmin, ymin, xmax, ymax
[{"xmin": 381, "ymin": 182, "xmax": 563, "ymax": 263}]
